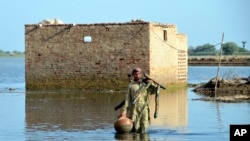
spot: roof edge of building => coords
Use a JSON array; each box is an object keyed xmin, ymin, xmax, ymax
[{"xmin": 25, "ymin": 20, "xmax": 178, "ymax": 27}]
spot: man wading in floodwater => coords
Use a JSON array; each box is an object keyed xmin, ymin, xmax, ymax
[{"xmin": 120, "ymin": 67, "xmax": 158, "ymax": 133}]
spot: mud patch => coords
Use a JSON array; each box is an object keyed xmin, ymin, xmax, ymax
[{"xmin": 191, "ymin": 77, "xmax": 250, "ymax": 102}]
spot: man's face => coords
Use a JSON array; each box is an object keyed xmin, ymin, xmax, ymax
[{"xmin": 133, "ymin": 72, "xmax": 141, "ymax": 81}]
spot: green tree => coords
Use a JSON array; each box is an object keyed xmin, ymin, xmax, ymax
[
  {"xmin": 0, "ymin": 50, "xmax": 4, "ymax": 56},
  {"xmin": 238, "ymin": 47, "xmax": 248, "ymax": 52},
  {"xmin": 192, "ymin": 43, "xmax": 217, "ymax": 55},
  {"xmin": 188, "ymin": 46, "xmax": 195, "ymax": 55},
  {"xmin": 222, "ymin": 42, "xmax": 238, "ymax": 55},
  {"xmin": 195, "ymin": 43, "xmax": 216, "ymax": 53}
]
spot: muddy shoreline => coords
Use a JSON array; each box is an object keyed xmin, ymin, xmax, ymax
[
  {"xmin": 188, "ymin": 57, "xmax": 250, "ymax": 66},
  {"xmin": 189, "ymin": 77, "xmax": 250, "ymax": 103}
]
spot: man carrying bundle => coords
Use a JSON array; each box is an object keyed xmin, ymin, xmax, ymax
[{"xmin": 119, "ymin": 67, "xmax": 158, "ymax": 133}]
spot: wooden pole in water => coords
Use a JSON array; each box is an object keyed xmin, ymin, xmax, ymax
[{"xmin": 214, "ymin": 33, "xmax": 224, "ymax": 99}]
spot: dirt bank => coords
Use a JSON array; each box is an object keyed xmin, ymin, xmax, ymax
[
  {"xmin": 191, "ymin": 77, "xmax": 250, "ymax": 102},
  {"xmin": 188, "ymin": 57, "xmax": 250, "ymax": 66}
]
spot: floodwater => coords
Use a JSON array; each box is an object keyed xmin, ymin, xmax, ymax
[{"xmin": 0, "ymin": 57, "xmax": 249, "ymax": 141}]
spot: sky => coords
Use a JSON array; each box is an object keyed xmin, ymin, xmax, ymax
[{"xmin": 0, "ymin": 0, "xmax": 249, "ymax": 52}]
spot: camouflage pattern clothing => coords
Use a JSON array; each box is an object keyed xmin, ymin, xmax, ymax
[{"xmin": 123, "ymin": 80, "xmax": 156, "ymax": 133}]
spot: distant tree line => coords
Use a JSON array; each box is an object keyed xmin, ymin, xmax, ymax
[
  {"xmin": 188, "ymin": 42, "xmax": 250, "ymax": 56},
  {"xmin": 0, "ymin": 49, "xmax": 25, "ymax": 56}
]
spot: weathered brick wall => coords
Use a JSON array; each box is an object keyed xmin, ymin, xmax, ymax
[
  {"xmin": 25, "ymin": 22, "xmax": 187, "ymax": 91},
  {"xmin": 25, "ymin": 23, "xmax": 151, "ymax": 90},
  {"xmin": 149, "ymin": 23, "xmax": 187, "ymax": 83}
]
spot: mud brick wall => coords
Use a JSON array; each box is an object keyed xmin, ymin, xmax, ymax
[
  {"xmin": 25, "ymin": 22, "xmax": 187, "ymax": 91},
  {"xmin": 149, "ymin": 23, "xmax": 187, "ymax": 83}
]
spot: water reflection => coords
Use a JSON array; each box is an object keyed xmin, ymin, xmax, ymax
[
  {"xmin": 114, "ymin": 132, "xmax": 150, "ymax": 141},
  {"xmin": 149, "ymin": 89, "xmax": 188, "ymax": 129},
  {"xmin": 25, "ymin": 88, "xmax": 187, "ymax": 140},
  {"xmin": 25, "ymin": 92, "xmax": 124, "ymax": 131}
]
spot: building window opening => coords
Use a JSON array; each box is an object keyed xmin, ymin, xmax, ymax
[
  {"xmin": 163, "ymin": 30, "xmax": 167, "ymax": 41},
  {"xmin": 83, "ymin": 36, "xmax": 92, "ymax": 43}
]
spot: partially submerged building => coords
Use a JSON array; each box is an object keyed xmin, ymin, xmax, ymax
[{"xmin": 25, "ymin": 20, "xmax": 187, "ymax": 90}]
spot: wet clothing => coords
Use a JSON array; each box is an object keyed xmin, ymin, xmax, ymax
[{"xmin": 123, "ymin": 80, "xmax": 156, "ymax": 133}]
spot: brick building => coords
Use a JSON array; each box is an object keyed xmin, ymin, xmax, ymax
[{"xmin": 25, "ymin": 21, "xmax": 187, "ymax": 90}]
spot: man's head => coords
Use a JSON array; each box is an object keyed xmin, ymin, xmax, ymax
[{"xmin": 132, "ymin": 67, "xmax": 142, "ymax": 81}]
